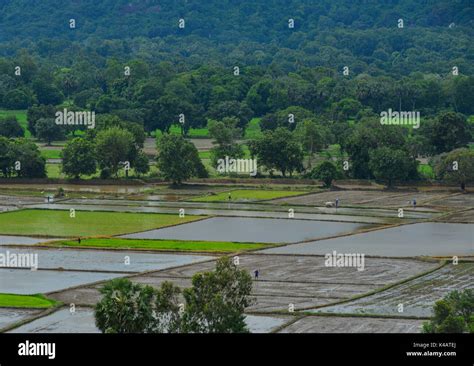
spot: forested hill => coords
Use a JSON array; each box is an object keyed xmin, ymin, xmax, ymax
[
  {"xmin": 0, "ymin": 0, "xmax": 473, "ymax": 41},
  {"xmin": 0, "ymin": 0, "xmax": 473, "ymax": 76}
]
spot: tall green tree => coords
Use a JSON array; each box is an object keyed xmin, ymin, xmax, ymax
[
  {"xmin": 95, "ymin": 278, "xmax": 168, "ymax": 333},
  {"xmin": 0, "ymin": 116, "xmax": 24, "ymax": 138},
  {"xmin": 157, "ymin": 134, "xmax": 207, "ymax": 184},
  {"xmin": 61, "ymin": 138, "xmax": 97, "ymax": 179},
  {"xmin": 27, "ymin": 104, "xmax": 56, "ymax": 137},
  {"xmin": 434, "ymin": 148, "xmax": 474, "ymax": 189},
  {"xmin": 208, "ymin": 117, "xmax": 244, "ymax": 169},
  {"xmin": 421, "ymin": 112, "xmax": 471, "ymax": 154},
  {"xmin": 369, "ymin": 147, "xmax": 418, "ymax": 187},
  {"xmin": 294, "ymin": 119, "xmax": 328, "ymax": 168},
  {"xmin": 0, "ymin": 137, "xmax": 16, "ymax": 177},
  {"xmin": 423, "ymin": 289, "xmax": 474, "ymax": 333},
  {"xmin": 95, "ymin": 257, "xmax": 253, "ymax": 333},
  {"xmin": 249, "ymin": 127, "xmax": 304, "ymax": 177},
  {"xmin": 181, "ymin": 257, "xmax": 253, "ymax": 333},
  {"xmin": 95, "ymin": 127, "xmax": 136, "ymax": 177},
  {"xmin": 35, "ymin": 118, "xmax": 64, "ymax": 146},
  {"xmin": 308, "ymin": 161, "xmax": 339, "ymax": 187},
  {"xmin": 9, "ymin": 139, "xmax": 46, "ymax": 178}
]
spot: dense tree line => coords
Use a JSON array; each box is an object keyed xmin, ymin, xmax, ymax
[
  {"xmin": 1, "ymin": 56, "xmax": 473, "ymax": 135},
  {"xmin": 0, "ymin": 136, "xmax": 46, "ymax": 178},
  {"xmin": 0, "ymin": 1, "xmax": 472, "ymax": 76},
  {"xmin": 0, "ymin": 1, "xmax": 472, "ymax": 184}
]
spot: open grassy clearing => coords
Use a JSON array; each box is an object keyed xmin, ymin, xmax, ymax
[
  {"xmin": 154, "ymin": 125, "xmax": 209, "ymax": 138},
  {"xmin": 0, "ymin": 209, "xmax": 206, "ymax": 237},
  {"xmin": 0, "ymin": 293, "xmax": 57, "ymax": 308},
  {"xmin": 191, "ymin": 189, "xmax": 308, "ymax": 202},
  {"xmin": 46, "ymin": 163, "xmax": 65, "ymax": 179},
  {"xmin": 40, "ymin": 148, "xmax": 63, "ymax": 160},
  {"xmin": 198, "ymin": 150, "xmax": 211, "ymax": 159},
  {"xmin": 50, "ymin": 238, "xmax": 273, "ymax": 252}
]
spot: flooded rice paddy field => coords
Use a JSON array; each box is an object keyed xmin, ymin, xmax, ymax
[
  {"xmin": 0, "ymin": 206, "xmax": 19, "ymax": 213},
  {"xmin": 0, "ymin": 268, "xmax": 124, "ymax": 295},
  {"xmin": 43, "ymin": 197, "xmax": 436, "ymax": 219},
  {"xmin": 0, "ymin": 185, "xmax": 472, "ymax": 333},
  {"xmin": 270, "ymin": 190, "xmax": 460, "ymax": 209},
  {"xmin": 0, "ymin": 184, "xmax": 148, "ymax": 195},
  {"xmin": 0, "ymin": 308, "xmax": 43, "ymax": 331},
  {"xmin": 120, "ymin": 217, "xmax": 374, "ymax": 243},
  {"xmin": 50, "ymin": 255, "xmax": 439, "ymax": 312},
  {"xmin": 279, "ymin": 316, "xmax": 424, "ymax": 333},
  {"xmin": 263, "ymin": 223, "xmax": 474, "ymax": 257},
  {"xmin": 28, "ymin": 203, "xmax": 397, "ymax": 224},
  {"xmin": 0, "ymin": 247, "xmax": 213, "ymax": 273},
  {"xmin": 8, "ymin": 307, "xmax": 290, "ymax": 333},
  {"xmin": 0, "ymin": 235, "xmax": 58, "ymax": 246},
  {"xmin": 310, "ymin": 263, "xmax": 474, "ymax": 318}
]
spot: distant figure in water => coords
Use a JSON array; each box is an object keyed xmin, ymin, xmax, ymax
[
  {"xmin": 413, "ymin": 199, "xmax": 417, "ymax": 208},
  {"xmin": 254, "ymin": 269, "xmax": 259, "ymax": 280}
]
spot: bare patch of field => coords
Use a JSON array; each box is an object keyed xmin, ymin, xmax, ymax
[
  {"xmin": 428, "ymin": 193, "xmax": 474, "ymax": 208},
  {"xmin": 0, "ymin": 195, "xmax": 45, "ymax": 206},
  {"xmin": 47, "ymin": 255, "xmax": 438, "ymax": 313},
  {"xmin": 311, "ymin": 263, "xmax": 474, "ymax": 317},
  {"xmin": 0, "ymin": 308, "xmax": 42, "ymax": 331},
  {"xmin": 129, "ymin": 255, "xmax": 438, "ymax": 312},
  {"xmin": 438, "ymin": 209, "xmax": 474, "ymax": 223},
  {"xmin": 279, "ymin": 315, "xmax": 423, "ymax": 333},
  {"xmin": 270, "ymin": 190, "xmax": 456, "ymax": 209}
]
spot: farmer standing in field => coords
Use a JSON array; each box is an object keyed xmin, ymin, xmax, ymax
[
  {"xmin": 413, "ymin": 199, "xmax": 416, "ymax": 209},
  {"xmin": 254, "ymin": 269, "xmax": 259, "ymax": 280},
  {"xmin": 336, "ymin": 198, "xmax": 339, "ymax": 209}
]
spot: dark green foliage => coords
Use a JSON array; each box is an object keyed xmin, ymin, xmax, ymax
[
  {"xmin": 61, "ymin": 138, "xmax": 97, "ymax": 179},
  {"xmin": 157, "ymin": 134, "xmax": 208, "ymax": 184},
  {"xmin": 0, "ymin": 116, "xmax": 24, "ymax": 138},
  {"xmin": 35, "ymin": 118, "xmax": 64, "ymax": 145},
  {"xmin": 369, "ymin": 147, "xmax": 419, "ymax": 187},
  {"xmin": 95, "ymin": 127, "xmax": 136, "ymax": 177},
  {"xmin": 249, "ymin": 127, "xmax": 304, "ymax": 177},
  {"xmin": 309, "ymin": 161, "xmax": 340, "ymax": 187},
  {"xmin": 0, "ymin": 138, "xmax": 46, "ymax": 178},
  {"xmin": 423, "ymin": 289, "xmax": 474, "ymax": 333},
  {"xmin": 95, "ymin": 257, "xmax": 253, "ymax": 333},
  {"xmin": 419, "ymin": 112, "xmax": 471, "ymax": 154}
]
